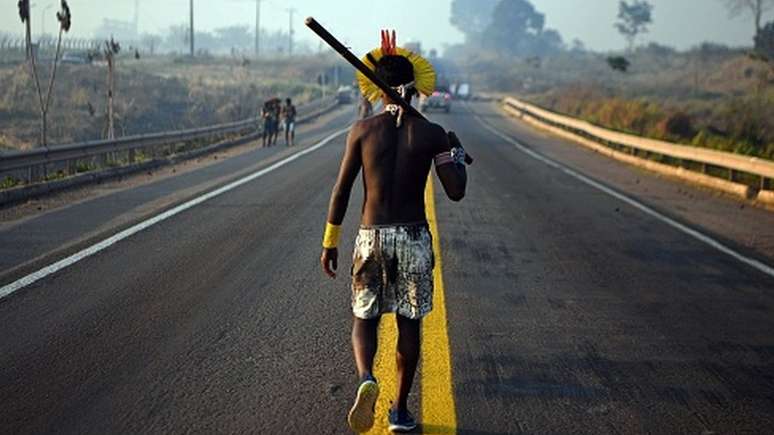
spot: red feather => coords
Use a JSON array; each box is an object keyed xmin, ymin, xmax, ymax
[{"xmin": 380, "ymin": 29, "xmax": 397, "ymax": 55}]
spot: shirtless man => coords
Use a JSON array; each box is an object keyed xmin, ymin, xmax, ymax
[
  {"xmin": 260, "ymin": 100, "xmax": 277, "ymax": 147},
  {"xmin": 320, "ymin": 54, "xmax": 467, "ymax": 433},
  {"xmin": 282, "ymin": 98, "xmax": 297, "ymax": 146}
]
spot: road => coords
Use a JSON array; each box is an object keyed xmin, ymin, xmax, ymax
[{"xmin": 1, "ymin": 102, "xmax": 773, "ymax": 434}]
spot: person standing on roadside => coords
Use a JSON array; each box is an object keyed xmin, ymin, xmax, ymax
[
  {"xmin": 261, "ymin": 100, "xmax": 275, "ymax": 147},
  {"xmin": 282, "ymin": 98, "xmax": 298, "ymax": 146},
  {"xmin": 271, "ymin": 99, "xmax": 282, "ymax": 146}
]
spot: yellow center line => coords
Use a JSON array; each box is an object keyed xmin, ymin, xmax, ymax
[
  {"xmin": 364, "ymin": 175, "xmax": 456, "ymax": 434},
  {"xmin": 421, "ymin": 176, "xmax": 457, "ymax": 434},
  {"xmin": 367, "ymin": 314, "xmax": 398, "ymax": 434}
]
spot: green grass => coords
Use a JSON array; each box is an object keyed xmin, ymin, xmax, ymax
[{"xmin": 0, "ymin": 176, "xmax": 21, "ymax": 190}]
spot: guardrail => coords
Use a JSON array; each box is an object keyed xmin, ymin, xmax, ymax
[
  {"xmin": 0, "ymin": 96, "xmax": 339, "ymax": 186},
  {"xmin": 0, "ymin": 36, "xmax": 101, "ymax": 53},
  {"xmin": 503, "ymin": 97, "xmax": 774, "ymax": 197}
]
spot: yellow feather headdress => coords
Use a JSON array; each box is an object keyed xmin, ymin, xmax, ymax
[{"xmin": 356, "ymin": 30, "xmax": 436, "ymax": 103}]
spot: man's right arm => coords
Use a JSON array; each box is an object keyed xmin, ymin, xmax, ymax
[
  {"xmin": 321, "ymin": 124, "xmax": 363, "ymax": 278},
  {"xmin": 433, "ymin": 129, "xmax": 467, "ymax": 202}
]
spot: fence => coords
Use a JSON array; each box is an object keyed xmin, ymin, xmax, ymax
[{"xmin": 502, "ymin": 97, "xmax": 774, "ymax": 200}]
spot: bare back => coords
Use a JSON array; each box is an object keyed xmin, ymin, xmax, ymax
[
  {"xmin": 355, "ymin": 113, "xmax": 445, "ymax": 225},
  {"xmin": 325, "ymin": 109, "xmax": 464, "ymax": 232}
]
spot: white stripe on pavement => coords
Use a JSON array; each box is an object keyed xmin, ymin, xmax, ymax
[
  {"xmin": 475, "ymin": 111, "xmax": 774, "ymax": 280},
  {"xmin": 0, "ymin": 128, "xmax": 350, "ymax": 300}
]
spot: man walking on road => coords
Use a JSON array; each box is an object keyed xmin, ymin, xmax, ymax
[
  {"xmin": 320, "ymin": 31, "xmax": 468, "ymax": 433},
  {"xmin": 260, "ymin": 99, "xmax": 277, "ymax": 147},
  {"xmin": 282, "ymin": 98, "xmax": 297, "ymax": 146}
]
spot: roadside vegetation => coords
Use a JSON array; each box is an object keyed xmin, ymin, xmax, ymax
[
  {"xmin": 447, "ymin": 0, "xmax": 774, "ymax": 160},
  {"xmin": 0, "ymin": 54, "xmax": 347, "ymax": 151}
]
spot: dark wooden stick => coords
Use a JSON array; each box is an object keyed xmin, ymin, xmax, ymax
[
  {"xmin": 305, "ymin": 17, "xmax": 473, "ymax": 164},
  {"xmin": 305, "ymin": 17, "xmax": 421, "ymax": 119}
]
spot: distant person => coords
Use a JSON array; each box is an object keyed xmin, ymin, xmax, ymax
[
  {"xmin": 282, "ymin": 98, "xmax": 297, "ymax": 146},
  {"xmin": 271, "ymin": 99, "xmax": 282, "ymax": 146},
  {"xmin": 261, "ymin": 100, "xmax": 276, "ymax": 147},
  {"xmin": 320, "ymin": 32, "xmax": 468, "ymax": 433}
]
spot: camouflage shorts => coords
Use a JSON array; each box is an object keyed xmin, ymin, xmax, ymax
[{"xmin": 351, "ymin": 223, "xmax": 435, "ymax": 320}]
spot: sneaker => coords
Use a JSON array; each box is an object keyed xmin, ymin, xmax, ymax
[
  {"xmin": 388, "ymin": 408, "xmax": 417, "ymax": 433},
  {"xmin": 348, "ymin": 376, "xmax": 379, "ymax": 433}
]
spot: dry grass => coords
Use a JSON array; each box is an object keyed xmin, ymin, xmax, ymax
[
  {"xmin": 0, "ymin": 54, "xmax": 349, "ymax": 150},
  {"xmin": 461, "ymin": 46, "xmax": 774, "ymax": 159}
]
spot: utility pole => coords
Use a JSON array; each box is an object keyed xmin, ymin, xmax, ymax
[
  {"xmin": 255, "ymin": 0, "xmax": 262, "ymax": 58},
  {"xmin": 134, "ymin": 0, "xmax": 140, "ymax": 38},
  {"xmin": 189, "ymin": 0, "xmax": 195, "ymax": 57},
  {"xmin": 286, "ymin": 7, "xmax": 296, "ymax": 56}
]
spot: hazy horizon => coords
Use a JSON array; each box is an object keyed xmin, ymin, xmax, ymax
[{"xmin": 0, "ymin": 0, "xmax": 768, "ymax": 55}]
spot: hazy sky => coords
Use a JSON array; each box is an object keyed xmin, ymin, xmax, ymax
[{"xmin": 0, "ymin": 0, "xmax": 767, "ymax": 54}]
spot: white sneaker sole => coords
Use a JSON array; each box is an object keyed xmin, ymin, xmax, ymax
[
  {"xmin": 389, "ymin": 422, "xmax": 417, "ymax": 433},
  {"xmin": 348, "ymin": 380, "xmax": 379, "ymax": 433}
]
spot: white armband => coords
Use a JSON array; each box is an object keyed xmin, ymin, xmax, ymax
[
  {"xmin": 434, "ymin": 152, "xmax": 454, "ymax": 167},
  {"xmin": 435, "ymin": 147, "xmax": 466, "ymax": 167}
]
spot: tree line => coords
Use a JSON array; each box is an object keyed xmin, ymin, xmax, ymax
[{"xmin": 448, "ymin": 0, "xmax": 774, "ymax": 59}]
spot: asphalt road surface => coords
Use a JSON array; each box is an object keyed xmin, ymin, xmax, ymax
[{"xmin": 1, "ymin": 102, "xmax": 773, "ymax": 434}]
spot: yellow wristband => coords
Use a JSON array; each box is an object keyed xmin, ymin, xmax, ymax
[{"xmin": 322, "ymin": 223, "xmax": 341, "ymax": 249}]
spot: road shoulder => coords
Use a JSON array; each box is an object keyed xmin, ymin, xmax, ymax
[{"xmin": 471, "ymin": 101, "xmax": 774, "ymax": 263}]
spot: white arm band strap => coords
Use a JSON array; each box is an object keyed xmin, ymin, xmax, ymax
[
  {"xmin": 434, "ymin": 152, "xmax": 455, "ymax": 167},
  {"xmin": 434, "ymin": 147, "xmax": 466, "ymax": 167}
]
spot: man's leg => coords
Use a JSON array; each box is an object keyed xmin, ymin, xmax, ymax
[
  {"xmin": 284, "ymin": 123, "xmax": 290, "ymax": 145},
  {"xmin": 348, "ymin": 315, "xmax": 381, "ymax": 432},
  {"xmin": 394, "ymin": 314, "xmax": 421, "ymax": 412},
  {"xmin": 352, "ymin": 316, "xmax": 380, "ymax": 380}
]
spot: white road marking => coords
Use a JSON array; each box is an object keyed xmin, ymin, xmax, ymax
[
  {"xmin": 474, "ymin": 111, "xmax": 774, "ymax": 279},
  {"xmin": 0, "ymin": 128, "xmax": 350, "ymax": 300}
]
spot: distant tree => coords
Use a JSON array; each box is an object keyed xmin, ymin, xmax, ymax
[
  {"xmin": 607, "ymin": 56, "xmax": 631, "ymax": 72},
  {"xmin": 214, "ymin": 25, "xmax": 252, "ymax": 50},
  {"xmin": 480, "ymin": 0, "xmax": 563, "ymax": 56},
  {"xmin": 140, "ymin": 33, "xmax": 162, "ymax": 56},
  {"xmin": 615, "ymin": 1, "xmax": 653, "ymax": 51},
  {"xmin": 635, "ymin": 42, "xmax": 676, "ymax": 57},
  {"xmin": 536, "ymin": 29, "xmax": 565, "ymax": 53},
  {"xmin": 103, "ymin": 38, "xmax": 120, "ymax": 140},
  {"xmin": 449, "ymin": 0, "xmax": 499, "ymax": 41},
  {"xmin": 166, "ymin": 24, "xmax": 189, "ymax": 52},
  {"xmin": 570, "ymin": 38, "xmax": 587, "ymax": 53},
  {"xmin": 754, "ymin": 21, "xmax": 774, "ymax": 60},
  {"xmin": 18, "ymin": 0, "xmax": 72, "ymax": 148},
  {"xmin": 719, "ymin": 0, "xmax": 774, "ymax": 38}
]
